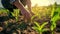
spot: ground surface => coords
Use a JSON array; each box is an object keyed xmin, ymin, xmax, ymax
[{"xmin": 0, "ymin": 6, "xmax": 60, "ymax": 34}]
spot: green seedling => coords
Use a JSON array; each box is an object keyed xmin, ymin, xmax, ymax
[
  {"xmin": 11, "ymin": 9, "xmax": 20, "ymax": 22},
  {"xmin": 50, "ymin": 3, "xmax": 60, "ymax": 34},
  {"xmin": 0, "ymin": 9, "xmax": 9, "ymax": 15},
  {"xmin": 50, "ymin": 13, "xmax": 60, "ymax": 34},
  {"xmin": 31, "ymin": 13, "xmax": 41, "ymax": 23},
  {"xmin": 32, "ymin": 22, "xmax": 48, "ymax": 34}
]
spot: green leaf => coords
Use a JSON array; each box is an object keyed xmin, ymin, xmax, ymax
[
  {"xmin": 13, "ymin": 9, "xmax": 19, "ymax": 21},
  {"xmin": 51, "ymin": 14, "xmax": 60, "ymax": 22},
  {"xmin": 31, "ymin": 15, "xmax": 37, "ymax": 20},
  {"xmin": 51, "ymin": 4, "xmax": 55, "ymax": 17},
  {"xmin": 51, "ymin": 25, "xmax": 54, "ymax": 31},
  {"xmin": 42, "ymin": 28, "xmax": 49, "ymax": 32},
  {"xmin": 40, "ymin": 22, "xmax": 48, "ymax": 30},
  {"xmin": 50, "ymin": 21, "xmax": 56, "ymax": 31},
  {"xmin": 34, "ymin": 21, "xmax": 40, "ymax": 28},
  {"xmin": 32, "ymin": 26, "xmax": 40, "ymax": 32},
  {"xmin": 11, "ymin": 12, "xmax": 15, "ymax": 16}
]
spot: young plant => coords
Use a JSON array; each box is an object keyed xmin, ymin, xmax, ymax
[
  {"xmin": 11, "ymin": 9, "xmax": 20, "ymax": 22},
  {"xmin": 50, "ymin": 3, "xmax": 60, "ymax": 34},
  {"xmin": 32, "ymin": 22, "xmax": 48, "ymax": 34},
  {"xmin": 31, "ymin": 13, "xmax": 41, "ymax": 23},
  {"xmin": 50, "ymin": 12, "xmax": 60, "ymax": 34},
  {"xmin": 0, "ymin": 9, "xmax": 9, "ymax": 15}
]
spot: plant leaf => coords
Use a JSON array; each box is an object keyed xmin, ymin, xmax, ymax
[
  {"xmin": 40, "ymin": 22, "xmax": 48, "ymax": 30},
  {"xmin": 34, "ymin": 21, "xmax": 40, "ymax": 28},
  {"xmin": 42, "ymin": 28, "xmax": 49, "ymax": 32},
  {"xmin": 32, "ymin": 26, "xmax": 40, "ymax": 32}
]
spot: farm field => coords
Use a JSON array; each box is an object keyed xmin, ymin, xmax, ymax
[{"xmin": 0, "ymin": 3, "xmax": 60, "ymax": 34}]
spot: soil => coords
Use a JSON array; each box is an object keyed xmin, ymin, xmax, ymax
[{"xmin": 0, "ymin": 13, "xmax": 60, "ymax": 34}]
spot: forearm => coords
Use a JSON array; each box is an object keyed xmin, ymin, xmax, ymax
[
  {"xmin": 26, "ymin": 0, "xmax": 32, "ymax": 12},
  {"xmin": 13, "ymin": 0, "xmax": 27, "ymax": 12},
  {"xmin": 26, "ymin": 0, "xmax": 34, "ymax": 15}
]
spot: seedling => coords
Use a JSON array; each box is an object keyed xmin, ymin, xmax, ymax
[
  {"xmin": 11, "ymin": 9, "xmax": 20, "ymax": 22},
  {"xmin": 50, "ymin": 3, "xmax": 60, "ymax": 34},
  {"xmin": 32, "ymin": 22, "xmax": 48, "ymax": 34}
]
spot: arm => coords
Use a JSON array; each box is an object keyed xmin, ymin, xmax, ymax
[
  {"xmin": 11, "ymin": 0, "xmax": 31, "ymax": 20},
  {"xmin": 26, "ymin": 0, "xmax": 31, "ymax": 12},
  {"xmin": 26, "ymin": 0, "xmax": 34, "ymax": 15}
]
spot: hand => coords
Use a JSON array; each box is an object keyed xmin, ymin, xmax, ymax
[{"xmin": 21, "ymin": 9, "xmax": 31, "ymax": 20}]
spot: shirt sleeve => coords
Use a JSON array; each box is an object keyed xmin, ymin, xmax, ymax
[{"xmin": 10, "ymin": 0, "xmax": 16, "ymax": 4}]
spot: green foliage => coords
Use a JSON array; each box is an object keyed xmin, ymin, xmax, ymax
[
  {"xmin": 0, "ymin": 9, "xmax": 9, "ymax": 15},
  {"xmin": 32, "ymin": 22, "xmax": 48, "ymax": 34},
  {"xmin": 31, "ymin": 14, "xmax": 41, "ymax": 21},
  {"xmin": 11, "ymin": 9, "xmax": 20, "ymax": 22},
  {"xmin": 50, "ymin": 10, "xmax": 60, "ymax": 34},
  {"xmin": 50, "ymin": 3, "xmax": 60, "ymax": 34},
  {"xmin": 0, "ymin": 2, "xmax": 60, "ymax": 34},
  {"xmin": 51, "ymin": 3, "xmax": 55, "ymax": 17}
]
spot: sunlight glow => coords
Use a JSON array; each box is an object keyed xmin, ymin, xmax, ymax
[{"xmin": 31, "ymin": 0, "xmax": 55, "ymax": 6}]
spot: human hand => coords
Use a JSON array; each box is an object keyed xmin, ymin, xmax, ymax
[{"xmin": 21, "ymin": 9, "xmax": 31, "ymax": 20}]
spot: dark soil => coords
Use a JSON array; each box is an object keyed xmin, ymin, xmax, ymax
[{"xmin": 0, "ymin": 13, "xmax": 60, "ymax": 34}]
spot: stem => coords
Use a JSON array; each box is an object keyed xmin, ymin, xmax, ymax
[
  {"xmin": 39, "ymin": 32, "xmax": 42, "ymax": 34},
  {"xmin": 52, "ymin": 31, "xmax": 54, "ymax": 34},
  {"xmin": 51, "ymin": 5, "xmax": 55, "ymax": 17}
]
